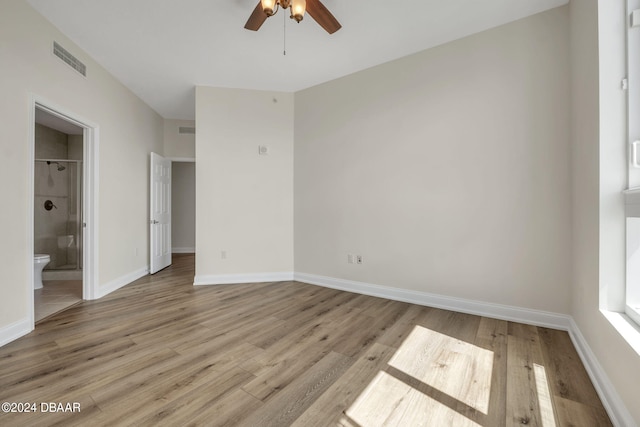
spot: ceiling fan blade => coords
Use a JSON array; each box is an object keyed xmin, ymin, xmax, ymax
[
  {"xmin": 244, "ymin": 1, "xmax": 268, "ymax": 31},
  {"xmin": 306, "ymin": 0, "xmax": 341, "ymax": 34}
]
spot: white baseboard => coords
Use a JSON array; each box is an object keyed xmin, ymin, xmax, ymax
[
  {"xmin": 96, "ymin": 267, "xmax": 149, "ymax": 299},
  {"xmin": 172, "ymin": 247, "xmax": 195, "ymax": 254},
  {"xmin": 194, "ymin": 272, "xmax": 294, "ymax": 286},
  {"xmin": 294, "ymin": 272, "xmax": 571, "ymax": 330},
  {"xmin": 567, "ymin": 319, "xmax": 636, "ymax": 427},
  {"xmin": 0, "ymin": 318, "xmax": 32, "ymax": 348},
  {"xmin": 294, "ymin": 272, "xmax": 633, "ymax": 427},
  {"xmin": 0, "ymin": 266, "xmax": 634, "ymax": 425}
]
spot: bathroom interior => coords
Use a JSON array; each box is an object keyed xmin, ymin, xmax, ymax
[{"xmin": 34, "ymin": 108, "xmax": 83, "ymax": 322}]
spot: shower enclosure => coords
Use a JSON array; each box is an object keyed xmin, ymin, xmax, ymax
[{"xmin": 34, "ymin": 159, "xmax": 82, "ymax": 273}]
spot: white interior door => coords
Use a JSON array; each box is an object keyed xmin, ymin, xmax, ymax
[{"xmin": 150, "ymin": 152, "xmax": 171, "ymax": 274}]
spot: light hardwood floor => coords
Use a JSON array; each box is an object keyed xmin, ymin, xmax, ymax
[{"xmin": 0, "ymin": 254, "xmax": 611, "ymax": 426}]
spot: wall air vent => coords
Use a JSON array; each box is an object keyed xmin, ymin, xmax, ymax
[
  {"xmin": 53, "ymin": 41, "xmax": 86, "ymax": 77},
  {"xmin": 179, "ymin": 126, "xmax": 196, "ymax": 134}
]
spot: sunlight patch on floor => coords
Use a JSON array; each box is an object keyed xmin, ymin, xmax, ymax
[
  {"xmin": 388, "ymin": 325, "xmax": 494, "ymax": 414},
  {"xmin": 345, "ymin": 371, "xmax": 481, "ymax": 427},
  {"xmin": 533, "ymin": 363, "xmax": 557, "ymax": 427}
]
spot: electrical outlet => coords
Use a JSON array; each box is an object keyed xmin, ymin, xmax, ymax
[
  {"xmin": 356, "ymin": 255, "xmax": 363, "ymax": 264},
  {"xmin": 347, "ymin": 254, "xmax": 354, "ymax": 264},
  {"xmin": 221, "ymin": 250, "xmax": 227, "ymax": 260}
]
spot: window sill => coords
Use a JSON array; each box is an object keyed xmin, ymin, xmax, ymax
[
  {"xmin": 601, "ymin": 309, "xmax": 640, "ymax": 356},
  {"xmin": 626, "ymin": 304, "xmax": 640, "ymax": 327}
]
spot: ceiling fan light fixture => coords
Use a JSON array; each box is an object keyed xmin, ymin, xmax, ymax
[
  {"xmin": 244, "ymin": 0, "xmax": 340, "ymax": 33},
  {"xmin": 290, "ymin": 0, "xmax": 306, "ymax": 23},
  {"xmin": 261, "ymin": 0, "xmax": 277, "ymax": 16}
]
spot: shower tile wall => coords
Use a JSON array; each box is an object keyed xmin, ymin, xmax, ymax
[{"xmin": 34, "ymin": 124, "xmax": 78, "ymax": 269}]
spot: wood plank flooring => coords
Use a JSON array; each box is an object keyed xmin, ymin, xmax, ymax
[{"xmin": 0, "ymin": 254, "xmax": 612, "ymax": 426}]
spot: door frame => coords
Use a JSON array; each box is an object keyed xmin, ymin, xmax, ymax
[
  {"xmin": 168, "ymin": 157, "xmax": 196, "ymax": 256},
  {"xmin": 28, "ymin": 94, "xmax": 100, "ymax": 327}
]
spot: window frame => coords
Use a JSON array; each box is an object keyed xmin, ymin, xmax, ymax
[{"xmin": 626, "ymin": 0, "xmax": 640, "ymax": 326}]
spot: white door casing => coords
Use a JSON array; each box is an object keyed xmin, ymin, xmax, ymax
[
  {"xmin": 150, "ymin": 152, "xmax": 171, "ymax": 274},
  {"xmin": 28, "ymin": 95, "xmax": 100, "ymax": 336}
]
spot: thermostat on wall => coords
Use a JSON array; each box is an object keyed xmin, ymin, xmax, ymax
[{"xmin": 258, "ymin": 145, "xmax": 269, "ymax": 155}]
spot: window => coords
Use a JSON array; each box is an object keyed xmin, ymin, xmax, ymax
[
  {"xmin": 626, "ymin": 0, "xmax": 640, "ymax": 325},
  {"xmin": 626, "ymin": 214, "xmax": 640, "ymax": 325}
]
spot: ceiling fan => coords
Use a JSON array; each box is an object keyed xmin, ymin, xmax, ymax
[{"xmin": 244, "ymin": 0, "xmax": 342, "ymax": 34}]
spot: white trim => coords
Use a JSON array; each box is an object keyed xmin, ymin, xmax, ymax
[
  {"xmin": 83, "ymin": 124, "xmax": 99, "ymax": 300},
  {"xmin": 193, "ymin": 272, "xmax": 294, "ymax": 286},
  {"xmin": 27, "ymin": 97, "xmax": 36, "ymax": 327},
  {"xmin": 568, "ymin": 318, "xmax": 637, "ymax": 427},
  {"xmin": 0, "ymin": 318, "xmax": 32, "ymax": 348},
  {"xmin": 2, "ymin": 261, "xmax": 636, "ymax": 424},
  {"xmin": 293, "ymin": 272, "xmax": 635, "ymax": 427},
  {"xmin": 623, "ymin": 187, "xmax": 640, "ymax": 195},
  {"xmin": 172, "ymin": 247, "xmax": 195, "ymax": 254},
  {"xmin": 29, "ymin": 95, "xmax": 100, "ymax": 308},
  {"xmin": 630, "ymin": 0, "xmax": 640, "ymax": 188},
  {"xmin": 626, "ymin": 304, "xmax": 640, "ymax": 329},
  {"xmin": 294, "ymin": 272, "xmax": 571, "ymax": 330},
  {"xmin": 602, "ymin": 310, "xmax": 640, "ymax": 358},
  {"xmin": 95, "ymin": 267, "xmax": 149, "ymax": 299},
  {"xmin": 168, "ymin": 158, "xmax": 195, "ymax": 259}
]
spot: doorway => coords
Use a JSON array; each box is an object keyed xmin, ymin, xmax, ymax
[
  {"xmin": 29, "ymin": 97, "xmax": 98, "ymax": 326},
  {"xmin": 171, "ymin": 160, "xmax": 195, "ymax": 255}
]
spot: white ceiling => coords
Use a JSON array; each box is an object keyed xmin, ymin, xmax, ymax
[{"xmin": 27, "ymin": 0, "xmax": 568, "ymax": 120}]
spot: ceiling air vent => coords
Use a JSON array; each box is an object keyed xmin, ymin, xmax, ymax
[
  {"xmin": 179, "ymin": 126, "xmax": 196, "ymax": 134},
  {"xmin": 53, "ymin": 41, "xmax": 86, "ymax": 77}
]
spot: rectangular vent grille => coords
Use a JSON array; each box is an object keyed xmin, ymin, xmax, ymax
[
  {"xmin": 53, "ymin": 42, "xmax": 86, "ymax": 77},
  {"xmin": 179, "ymin": 126, "xmax": 196, "ymax": 134}
]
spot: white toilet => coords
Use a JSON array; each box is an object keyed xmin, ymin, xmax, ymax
[{"xmin": 34, "ymin": 254, "xmax": 50, "ymax": 290}]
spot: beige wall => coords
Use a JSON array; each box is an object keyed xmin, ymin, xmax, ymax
[
  {"xmin": 570, "ymin": 0, "xmax": 640, "ymax": 423},
  {"xmin": 295, "ymin": 7, "xmax": 572, "ymax": 313},
  {"xmin": 0, "ymin": 1, "xmax": 163, "ymax": 328},
  {"xmin": 163, "ymin": 119, "xmax": 195, "ymax": 159},
  {"xmin": 3, "ymin": 1, "xmax": 638, "ymax": 422},
  {"xmin": 195, "ymin": 87, "xmax": 293, "ymax": 279},
  {"xmin": 172, "ymin": 162, "xmax": 196, "ymax": 252}
]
